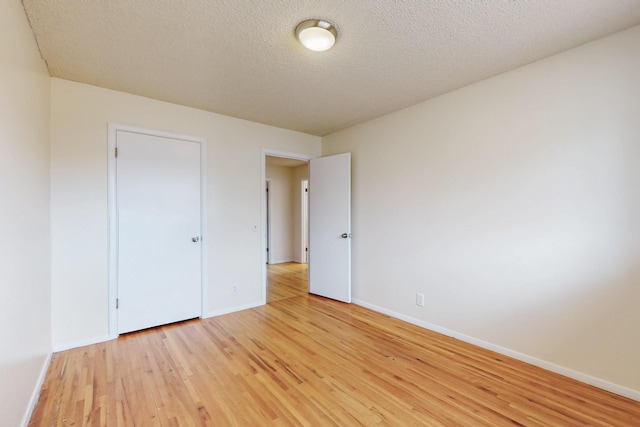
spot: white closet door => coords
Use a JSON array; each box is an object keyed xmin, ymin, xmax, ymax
[{"xmin": 117, "ymin": 130, "xmax": 201, "ymax": 334}]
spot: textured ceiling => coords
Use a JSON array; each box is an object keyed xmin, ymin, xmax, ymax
[{"xmin": 23, "ymin": 1, "xmax": 640, "ymax": 136}]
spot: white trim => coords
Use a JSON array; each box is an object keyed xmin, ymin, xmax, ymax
[
  {"xmin": 263, "ymin": 149, "xmax": 315, "ymax": 161},
  {"xmin": 52, "ymin": 334, "xmax": 114, "ymax": 353},
  {"xmin": 352, "ymin": 298, "xmax": 640, "ymax": 402},
  {"xmin": 107, "ymin": 124, "xmax": 118, "ymax": 338},
  {"xmin": 199, "ymin": 139, "xmax": 208, "ymax": 321},
  {"xmin": 20, "ymin": 352, "xmax": 52, "ymax": 427},
  {"xmin": 268, "ymin": 258, "xmax": 296, "ymax": 265},
  {"xmin": 261, "ymin": 149, "xmax": 315, "ymax": 305},
  {"xmin": 265, "ymin": 178, "xmax": 272, "ymax": 265},
  {"xmin": 301, "ymin": 179, "xmax": 309, "ymax": 264},
  {"xmin": 108, "ymin": 123, "xmax": 208, "ymax": 338},
  {"xmin": 203, "ymin": 301, "xmax": 264, "ymax": 318}
]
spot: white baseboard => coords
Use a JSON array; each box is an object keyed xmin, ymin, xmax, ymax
[
  {"xmin": 268, "ymin": 258, "xmax": 294, "ymax": 265},
  {"xmin": 352, "ymin": 298, "xmax": 640, "ymax": 402},
  {"xmin": 21, "ymin": 351, "xmax": 52, "ymax": 427},
  {"xmin": 203, "ymin": 301, "xmax": 264, "ymax": 318},
  {"xmin": 52, "ymin": 334, "xmax": 114, "ymax": 353}
]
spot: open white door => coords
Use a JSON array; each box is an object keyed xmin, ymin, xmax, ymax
[
  {"xmin": 116, "ymin": 130, "xmax": 202, "ymax": 334},
  {"xmin": 309, "ymin": 153, "xmax": 351, "ymax": 303}
]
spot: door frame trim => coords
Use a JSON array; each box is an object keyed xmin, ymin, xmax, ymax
[
  {"xmin": 265, "ymin": 178, "xmax": 272, "ymax": 265},
  {"xmin": 301, "ymin": 179, "xmax": 309, "ymax": 264},
  {"xmin": 107, "ymin": 123, "xmax": 207, "ymax": 338},
  {"xmin": 261, "ymin": 149, "xmax": 314, "ymax": 304}
]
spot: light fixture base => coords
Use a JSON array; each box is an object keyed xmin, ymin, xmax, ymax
[{"xmin": 295, "ymin": 19, "xmax": 337, "ymax": 52}]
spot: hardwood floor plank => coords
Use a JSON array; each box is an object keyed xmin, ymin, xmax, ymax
[{"xmin": 30, "ymin": 264, "xmax": 640, "ymax": 426}]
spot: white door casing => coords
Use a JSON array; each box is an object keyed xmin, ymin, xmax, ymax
[
  {"xmin": 265, "ymin": 179, "xmax": 272, "ymax": 264},
  {"xmin": 110, "ymin": 127, "xmax": 204, "ymax": 335},
  {"xmin": 309, "ymin": 153, "xmax": 352, "ymax": 303},
  {"xmin": 301, "ymin": 179, "xmax": 309, "ymax": 264}
]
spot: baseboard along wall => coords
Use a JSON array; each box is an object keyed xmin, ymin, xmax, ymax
[
  {"xmin": 352, "ymin": 298, "xmax": 640, "ymax": 402},
  {"xmin": 20, "ymin": 352, "xmax": 52, "ymax": 427}
]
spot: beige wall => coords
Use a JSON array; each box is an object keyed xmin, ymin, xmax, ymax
[
  {"xmin": 266, "ymin": 163, "xmax": 295, "ymax": 263},
  {"xmin": 292, "ymin": 164, "xmax": 309, "ymax": 263},
  {"xmin": 323, "ymin": 25, "xmax": 640, "ymax": 395},
  {"xmin": 50, "ymin": 78, "xmax": 321, "ymax": 348},
  {"xmin": 0, "ymin": 1, "xmax": 52, "ymax": 425},
  {"xmin": 265, "ymin": 162, "xmax": 309, "ymax": 264}
]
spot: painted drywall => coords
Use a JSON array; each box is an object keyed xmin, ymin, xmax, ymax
[
  {"xmin": 0, "ymin": 1, "xmax": 52, "ymax": 425},
  {"xmin": 323, "ymin": 25, "xmax": 640, "ymax": 393},
  {"xmin": 292, "ymin": 164, "xmax": 309, "ymax": 263},
  {"xmin": 50, "ymin": 78, "xmax": 321, "ymax": 348},
  {"xmin": 266, "ymin": 163, "xmax": 295, "ymax": 263},
  {"xmin": 265, "ymin": 162, "xmax": 309, "ymax": 264}
]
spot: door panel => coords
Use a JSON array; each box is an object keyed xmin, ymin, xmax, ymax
[
  {"xmin": 309, "ymin": 153, "xmax": 351, "ymax": 303},
  {"xmin": 117, "ymin": 130, "xmax": 201, "ymax": 334}
]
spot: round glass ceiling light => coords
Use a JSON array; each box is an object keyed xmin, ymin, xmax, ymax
[{"xmin": 296, "ymin": 19, "xmax": 337, "ymax": 52}]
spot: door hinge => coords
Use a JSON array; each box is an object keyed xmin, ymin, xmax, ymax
[
  {"xmin": 305, "ymin": 188, "xmax": 308, "ymax": 192},
  {"xmin": 305, "ymin": 247, "xmax": 308, "ymax": 252},
  {"xmin": 115, "ymin": 147, "xmax": 118, "ymax": 157},
  {"xmin": 116, "ymin": 298, "xmax": 119, "ymax": 309},
  {"xmin": 266, "ymin": 247, "xmax": 269, "ymax": 252}
]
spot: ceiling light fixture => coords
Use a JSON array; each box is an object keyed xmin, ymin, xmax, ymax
[{"xmin": 295, "ymin": 19, "xmax": 337, "ymax": 52}]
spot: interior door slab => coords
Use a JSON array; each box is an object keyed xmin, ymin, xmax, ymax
[
  {"xmin": 309, "ymin": 153, "xmax": 351, "ymax": 303},
  {"xmin": 117, "ymin": 130, "xmax": 201, "ymax": 333}
]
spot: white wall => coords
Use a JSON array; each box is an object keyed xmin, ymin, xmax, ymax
[
  {"xmin": 266, "ymin": 163, "xmax": 295, "ymax": 263},
  {"xmin": 265, "ymin": 162, "xmax": 309, "ymax": 264},
  {"xmin": 323, "ymin": 25, "xmax": 640, "ymax": 395},
  {"xmin": 0, "ymin": 1, "xmax": 52, "ymax": 425},
  {"xmin": 51, "ymin": 78, "xmax": 321, "ymax": 348},
  {"xmin": 292, "ymin": 164, "xmax": 309, "ymax": 263}
]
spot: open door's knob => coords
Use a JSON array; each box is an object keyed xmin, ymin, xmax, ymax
[
  {"xmin": 192, "ymin": 236, "xmax": 200, "ymax": 242},
  {"xmin": 341, "ymin": 233, "xmax": 351, "ymax": 239}
]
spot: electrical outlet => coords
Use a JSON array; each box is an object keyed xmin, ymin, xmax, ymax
[
  {"xmin": 232, "ymin": 284, "xmax": 238, "ymax": 293},
  {"xmin": 416, "ymin": 293, "xmax": 425, "ymax": 307}
]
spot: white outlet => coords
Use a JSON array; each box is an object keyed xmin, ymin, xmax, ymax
[
  {"xmin": 416, "ymin": 293, "xmax": 425, "ymax": 307},
  {"xmin": 232, "ymin": 284, "xmax": 238, "ymax": 293}
]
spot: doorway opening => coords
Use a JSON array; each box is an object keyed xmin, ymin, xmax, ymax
[{"xmin": 264, "ymin": 154, "xmax": 310, "ymax": 303}]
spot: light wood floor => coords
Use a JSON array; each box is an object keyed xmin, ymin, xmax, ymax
[
  {"xmin": 31, "ymin": 277, "xmax": 639, "ymax": 425},
  {"xmin": 267, "ymin": 262, "xmax": 308, "ymax": 303}
]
